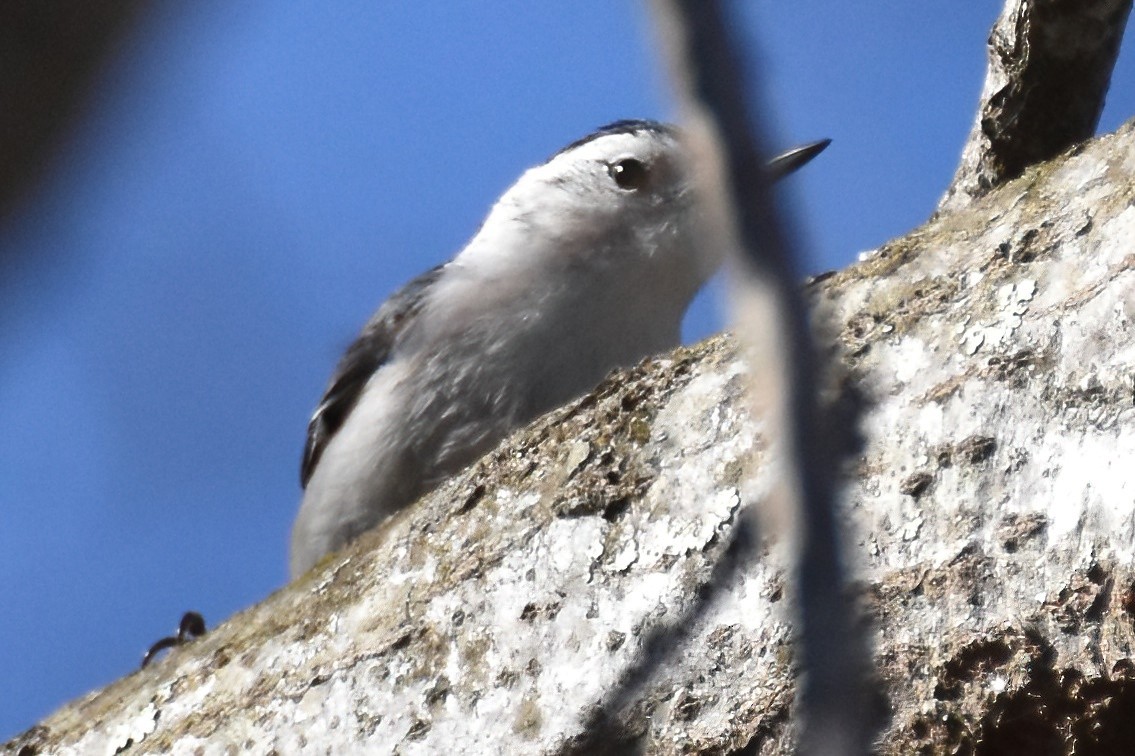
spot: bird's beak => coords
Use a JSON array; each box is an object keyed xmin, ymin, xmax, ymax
[{"xmin": 765, "ymin": 139, "xmax": 831, "ymax": 181}]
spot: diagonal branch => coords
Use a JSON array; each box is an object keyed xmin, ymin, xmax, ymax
[{"xmin": 648, "ymin": 2, "xmax": 870, "ymax": 754}]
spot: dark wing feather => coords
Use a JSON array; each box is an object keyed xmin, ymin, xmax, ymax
[{"xmin": 300, "ymin": 263, "xmax": 446, "ymax": 487}]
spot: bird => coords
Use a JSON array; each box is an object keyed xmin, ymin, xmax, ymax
[{"xmin": 290, "ymin": 120, "xmax": 828, "ymax": 578}]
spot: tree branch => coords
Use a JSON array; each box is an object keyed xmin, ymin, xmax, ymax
[
  {"xmin": 647, "ymin": 3, "xmax": 869, "ymax": 754},
  {"xmin": 7, "ymin": 112, "xmax": 1135, "ymax": 756},
  {"xmin": 0, "ymin": 1, "xmax": 148, "ymax": 233},
  {"xmin": 938, "ymin": 0, "xmax": 1131, "ymax": 212}
]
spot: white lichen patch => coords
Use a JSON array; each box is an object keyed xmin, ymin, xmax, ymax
[{"xmin": 955, "ymin": 278, "xmax": 1036, "ymax": 356}]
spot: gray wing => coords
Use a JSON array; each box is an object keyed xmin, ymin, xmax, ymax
[{"xmin": 301, "ymin": 263, "xmax": 446, "ymax": 487}]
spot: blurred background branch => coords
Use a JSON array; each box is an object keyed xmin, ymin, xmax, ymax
[
  {"xmin": 0, "ymin": 1, "xmax": 148, "ymax": 243},
  {"xmin": 650, "ymin": 2, "xmax": 869, "ymax": 754}
]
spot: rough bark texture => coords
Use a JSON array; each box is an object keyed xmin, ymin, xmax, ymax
[
  {"xmin": 938, "ymin": 0, "xmax": 1131, "ymax": 213},
  {"xmin": 6, "ymin": 118, "xmax": 1135, "ymax": 756}
]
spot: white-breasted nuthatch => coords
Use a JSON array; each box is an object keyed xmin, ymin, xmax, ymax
[{"xmin": 291, "ymin": 120, "xmax": 828, "ymax": 578}]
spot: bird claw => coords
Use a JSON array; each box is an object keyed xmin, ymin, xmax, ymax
[{"xmin": 141, "ymin": 611, "xmax": 206, "ymax": 668}]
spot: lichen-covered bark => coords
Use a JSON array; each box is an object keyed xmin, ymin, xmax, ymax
[
  {"xmin": 7, "ymin": 121, "xmax": 1135, "ymax": 756},
  {"xmin": 938, "ymin": 0, "xmax": 1131, "ymax": 213},
  {"xmin": 823, "ymin": 117, "xmax": 1135, "ymax": 755}
]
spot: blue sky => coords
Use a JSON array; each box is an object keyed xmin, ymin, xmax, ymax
[{"xmin": 2, "ymin": 1, "xmax": 1132, "ymax": 740}]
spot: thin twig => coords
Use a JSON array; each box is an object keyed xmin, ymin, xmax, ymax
[{"xmin": 648, "ymin": 2, "xmax": 869, "ymax": 754}]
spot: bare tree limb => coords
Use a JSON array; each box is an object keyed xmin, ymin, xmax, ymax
[
  {"xmin": 938, "ymin": 0, "xmax": 1131, "ymax": 212},
  {"xmin": 0, "ymin": 1, "xmax": 148, "ymax": 236},
  {"xmin": 7, "ymin": 108, "xmax": 1135, "ymax": 756},
  {"xmin": 648, "ymin": 2, "xmax": 869, "ymax": 754}
]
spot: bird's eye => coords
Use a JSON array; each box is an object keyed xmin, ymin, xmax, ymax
[{"xmin": 608, "ymin": 158, "xmax": 649, "ymax": 191}]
